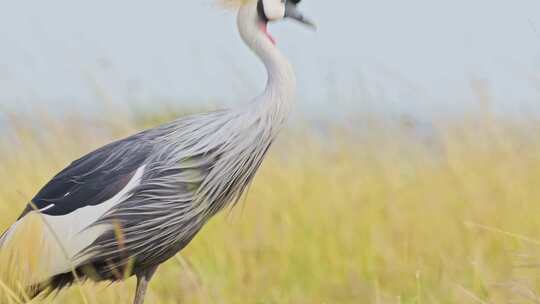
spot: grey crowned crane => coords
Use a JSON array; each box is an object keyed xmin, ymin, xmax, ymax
[{"xmin": 0, "ymin": 0, "xmax": 314, "ymax": 303}]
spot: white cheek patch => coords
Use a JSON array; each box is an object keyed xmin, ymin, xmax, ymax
[{"xmin": 262, "ymin": 0, "xmax": 285, "ymax": 21}]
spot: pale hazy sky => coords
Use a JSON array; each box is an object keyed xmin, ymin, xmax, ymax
[{"xmin": 0, "ymin": 0, "xmax": 539, "ymax": 120}]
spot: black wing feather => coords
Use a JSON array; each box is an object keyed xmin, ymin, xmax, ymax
[{"xmin": 19, "ymin": 133, "xmax": 153, "ymax": 218}]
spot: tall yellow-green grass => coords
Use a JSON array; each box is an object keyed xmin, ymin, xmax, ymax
[{"xmin": 1, "ymin": 110, "xmax": 540, "ymax": 303}]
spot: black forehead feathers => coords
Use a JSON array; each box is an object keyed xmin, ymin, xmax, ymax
[{"xmin": 257, "ymin": 0, "xmax": 269, "ymax": 22}]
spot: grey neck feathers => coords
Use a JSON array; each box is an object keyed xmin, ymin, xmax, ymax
[{"xmin": 237, "ymin": 3, "xmax": 296, "ymax": 130}]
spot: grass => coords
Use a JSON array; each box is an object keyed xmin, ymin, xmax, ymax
[{"xmin": 1, "ymin": 110, "xmax": 540, "ymax": 303}]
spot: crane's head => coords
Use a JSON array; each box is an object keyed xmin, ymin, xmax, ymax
[
  {"xmin": 257, "ymin": 0, "xmax": 315, "ymax": 28},
  {"xmin": 254, "ymin": 0, "xmax": 315, "ymax": 45},
  {"xmin": 231, "ymin": 0, "xmax": 314, "ymax": 48}
]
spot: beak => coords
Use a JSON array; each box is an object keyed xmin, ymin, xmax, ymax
[{"xmin": 284, "ymin": 2, "xmax": 316, "ymax": 30}]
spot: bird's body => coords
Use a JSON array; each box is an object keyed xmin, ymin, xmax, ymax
[{"xmin": 0, "ymin": 0, "xmax": 313, "ymax": 303}]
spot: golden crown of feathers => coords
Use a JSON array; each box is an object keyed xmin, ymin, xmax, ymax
[{"xmin": 217, "ymin": 0, "xmax": 254, "ymax": 9}]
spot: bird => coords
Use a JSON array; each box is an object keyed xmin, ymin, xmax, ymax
[{"xmin": 0, "ymin": 0, "xmax": 314, "ymax": 303}]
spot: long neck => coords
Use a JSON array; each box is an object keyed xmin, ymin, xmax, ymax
[{"xmin": 237, "ymin": 3, "xmax": 296, "ymax": 127}]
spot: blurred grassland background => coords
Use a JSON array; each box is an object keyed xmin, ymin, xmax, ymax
[
  {"xmin": 1, "ymin": 1, "xmax": 540, "ymax": 303},
  {"xmin": 2, "ymin": 98, "xmax": 540, "ymax": 303}
]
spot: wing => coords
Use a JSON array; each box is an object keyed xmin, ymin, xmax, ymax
[
  {"xmin": 18, "ymin": 132, "xmax": 153, "ymax": 219},
  {"xmin": 0, "ymin": 131, "xmax": 155, "ymax": 286}
]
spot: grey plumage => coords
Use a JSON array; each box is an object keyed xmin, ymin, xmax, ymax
[
  {"xmin": 27, "ymin": 88, "xmax": 290, "ymax": 294},
  {"xmin": 77, "ymin": 107, "xmax": 280, "ymax": 280}
]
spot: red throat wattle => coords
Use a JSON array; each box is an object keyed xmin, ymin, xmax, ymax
[{"xmin": 260, "ymin": 22, "xmax": 276, "ymax": 45}]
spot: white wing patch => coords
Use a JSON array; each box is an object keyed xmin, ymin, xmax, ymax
[
  {"xmin": 0, "ymin": 165, "xmax": 146, "ymax": 283},
  {"xmin": 39, "ymin": 204, "xmax": 55, "ymax": 212}
]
